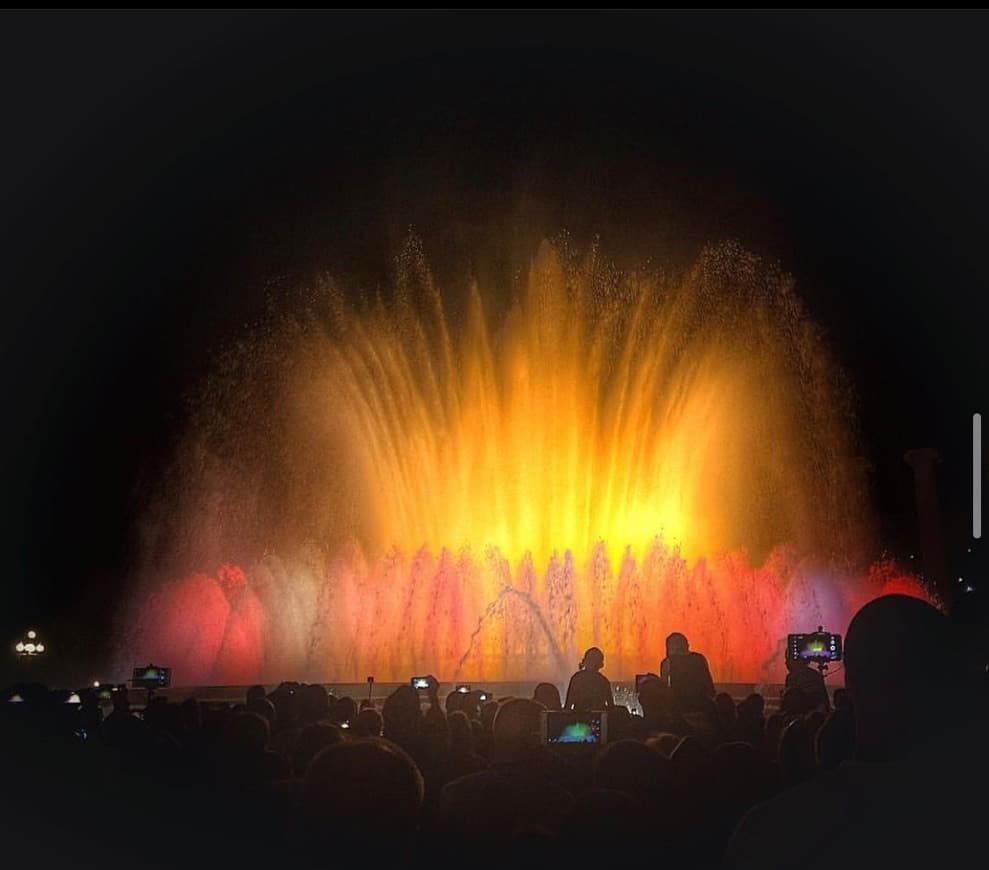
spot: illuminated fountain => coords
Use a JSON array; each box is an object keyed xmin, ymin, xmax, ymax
[{"xmin": 118, "ymin": 237, "xmax": 929, "ymax": 686}]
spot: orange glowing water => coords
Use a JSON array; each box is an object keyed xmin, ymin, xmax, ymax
[{"xmin": 120, "ymin": 238, "xmax": 929, "ymax": 686}]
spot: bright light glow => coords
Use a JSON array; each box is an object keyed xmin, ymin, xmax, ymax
[
  {"xmin": 36, "ymin": 644, "xmax": 45, "ymax": 653},
  {"xmin": 66, "ymin": 693, "xmax": 81, "ymax": 704},
  {"xmin": 27, "ymin": 630, "xmax": 36, "ymax": 639},
  {"xmin": 126, "ymin": 240, "xmax": 932, "ymax": 684},
  {"xmin": 15, "ymin": 642, "xmax": 25, "ymax": 653},
  {"xmin": 24, "ymin": 643, "xmax": 35, "ymax": 653},
  {"xmin": 93, "ymin": 681, "xmax": 100, "ymax": 687}
]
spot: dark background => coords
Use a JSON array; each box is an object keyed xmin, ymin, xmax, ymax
[{"xmin": 1, "ymin": 12, "xmax": 986, "ymax": 685}]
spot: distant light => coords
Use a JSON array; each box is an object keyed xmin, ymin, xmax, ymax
[
  {"xmin": 966, "ymin": 585, "xmax": 975, "ymax": 593},
  {"xmin": 27, "ymin": 630, "xmax": 36, "ymax": 640},
  {"xmin": 66, "ymin": 693, "xmax": 81, "ymax": 704},
  {"xmin": 9, "ymin": 693, "xmax": 24, "ymax": 703},
  {"xmin": 15, "ymin": 642, "xmax": 25, "ymax": 653},
  {"xmin": 36, "ymin": 644, "xmax": 45, "ymax": 653},
  {"xmin": 24, "ymin": 643, "xmax": 36, "ymax": 653},
  {"xmin": 909, "ymin": 554, "xmax": 915, "ymax": 559},
  {"xmin": 959, "ymin": 577, "xmax": 964, "ymax": 583},
  {"xmin": 93, "ymin": 681, "xmax": 100, "ymax": 688}
]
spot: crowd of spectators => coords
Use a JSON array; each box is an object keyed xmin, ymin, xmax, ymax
[{"xmin": 2, "ymin": 594, "xmax": 986, "ymax": 868}]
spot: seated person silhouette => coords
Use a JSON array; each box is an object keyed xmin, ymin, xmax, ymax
[
  {"xmin": 659, "ymin": 632, "xmax": 716, "ymax": 712},
  {"xmin": 564, "ymin": 647, "xmax": 613, "ymax": 711}
]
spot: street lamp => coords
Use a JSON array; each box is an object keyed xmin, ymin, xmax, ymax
[{"xmin": 14, "ymin": 628, "xmax": 46, "ymax": 657}]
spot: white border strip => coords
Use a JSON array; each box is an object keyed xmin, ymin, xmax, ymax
[{"xmin": 975, "ymin": 413, "xmax": 982, "ymax": 540}]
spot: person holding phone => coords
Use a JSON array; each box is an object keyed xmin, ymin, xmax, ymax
[
  {"xmin": 564, "ymin": 646, "xmax": 613, "ymax": 712},
  {"xmin": 784, "ymin": 656, "xmax": 831, "ymax": 712}
]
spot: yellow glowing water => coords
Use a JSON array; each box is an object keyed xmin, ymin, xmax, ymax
[
  {"xmin": 327, "ymin": 238, "xmax": 864, "ymax": 571},
  {"xmin": 123, "ymin": 236, "xmax": 920, "ymax": 685}
]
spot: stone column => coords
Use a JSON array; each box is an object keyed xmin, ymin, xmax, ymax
[{"xmin": 904, "ymin": 448, "xmax": 948, "ymax": 601}]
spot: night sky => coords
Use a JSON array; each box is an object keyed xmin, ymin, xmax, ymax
[{"xmin": 1, "ymin": 12, "xmax": 986, "ymax": 684}]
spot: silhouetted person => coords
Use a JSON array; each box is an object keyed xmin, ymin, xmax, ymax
[
  {"xmin": 439, "ymin": 698, "xmax": 573, "ymax": 847},
  {"xmin": 660, "ymin": 632, "xmax": 715, "ymax": 712},
  {"xmin": 220, "ymin": 711, "xmax": 290, "ymax": 785},
  {"xmin": 779, "ymin": 686, "xmax": 811, "ymax": 720},
  {"xmin": 592, "ymin": 738, "xmax": 669, "ymax": 801},
  {"xmin": 353, "ymin": 706, "xmax": 383, "ymax": 738},
  {"xmin": 533, "ymin": 682, "xmax": 562, "ymax": 711},
  {"xmin": 437, "ymin": 709, "xmax": 488, "ymax": 789},
  {"xmin": 636, "ymin": 674, "xmax": 674, "ymax": 734},
  {"xmin": 777, "ymin": 717, "xmax": 815, "ymax": 787},
  {"xmin": 725, "ymin": 594, "xmax": 986, "ymax": 869},
  {"xmin": 303, "ymin": 738, "xmax": 424, "ymax": 861},
  {"xmin": 329, "ymin": 695, "xmax": 357, "ymax": 728},
  {"xmin": 784, "ymin": 657, "xmax": 831, "ymax": 711},
  {"xmin": 382, "ymin": 684, "xmax": 424, "ymax": 758},
  {"xmin": 728, "ymin": 693, "xmax": 766, "ymax": 750},
  {"xmin": 292, "ymin": 722, "xmax": 344, "ymax": 776},
  {"xmin": 714, "ymin": 691, "xmax": 737, "ymax": 738},
  {"xmin": 815, "ymin": 703, "xmax": 854, "ymax": 771},
  {"xmin": 445, "ymin": 689, "xmax": 465, "ymax": 715},
  {"xmin": 557, "ymin": 788, "xmax": 648, "ymax": 858},
  {"xmin": 246, "ymin": 696, "xmax": 276, "ymax": 731},
  {"xmin": 297, "ymin": 683, "xmax": 330, "ymax": 723},
  {"xmin": 563, "ymin": 647, "xmax": 613, "ymax": 711}
]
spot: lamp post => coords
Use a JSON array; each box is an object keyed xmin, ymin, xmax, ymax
[{"xmin": 14, "ymin": 628, "xmax": 46, "ymax": 658}]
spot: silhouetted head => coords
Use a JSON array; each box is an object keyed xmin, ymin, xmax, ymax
[
  {"xmin": 637, "ymin": 676, "xmax": 671, "ymax": 723},
  {"xmin": 294, "ymin": 722, "xmax": 344, "ymax": 775},
  {"xmin": 445, "ymin": 690, "xmax": 464, "ymax": 715},
  {"xmin": 224, "ymin": 711, "xmax": 270, "ymax": 756},
  {"xmin": 712, "ymin": 740, "xmax": 764, "ymax": 806},
  {"xmin": 268, "ymin": 685, "xmax": 299, "ymax": 730},
  {"xmin": 480, "ymin": 698, "xmax": 500, "ymax": 732},
  {"xmin": 298, "ymin": 684, "xmax": 330, "ymax": 723},
  {"xmin": 329, "ymin": 695, "xmax": 357, "ymax": 728},
  {"xmin": 580, "ymin": 647, "xmax": 605, "ymax": 672},
  {"xmin": 304, "ymin": 738, "xmax": 424, "ymax": 854},
  {"xmin": 666, "ymin": 632, "xmax": 689, "ymax": 656},
  {"xmin": 354, "ymin": 707, "xmax": 383, "ymax": 738},
  {"xmin": 845, "ymin": 594, "xmax": 959, "ymax": 758},
  {"xmin": 246, "ymin": 697, "xmax": 276, "ymax": 731},
  {"xmin": 533, "ymin": 682, "xmax": 562, "ymax": 711},
  {"xmin": 737, "ymin": 692, "xmax": 765, "ymax": 718},
  {"xmin": 382, "ymin": 685, "xmax": 421, "ymax": 745},
  {"xmin": 492, "ymin": 698, "xmax": 542, "ymax": 760},
  {"xmin": 593, "ymin": 739, "xmax": 668, "ymax": 799},
  {"xmin": 246, "ymin": 684, "xmax": 267, "ymax": 704},
  {"xmin": 714, "ymin": 692, "xmax": 737, "ymax": 721}
]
